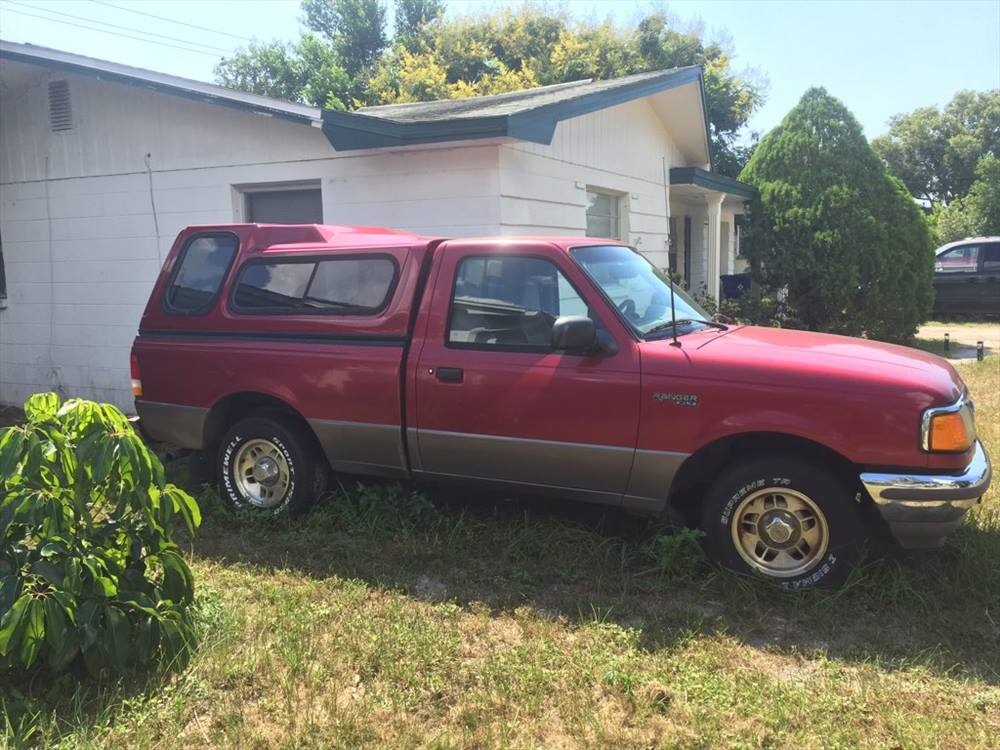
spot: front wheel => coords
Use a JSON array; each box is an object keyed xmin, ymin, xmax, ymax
[
  {"xmin": 218, "ymin": 416, "xmax": 326, "ymax": 516},
  {"xmin": 700, "ymin": 458, "xmax": 865, "ymax": 588}
]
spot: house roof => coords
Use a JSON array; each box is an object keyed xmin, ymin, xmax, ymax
[
  {"xmin": 0, "ymin": 40, "xmax": 726, "ymax": 175},
  {"xmin": 0, "ymin": 40, "xmax": 322, "ymax": 127},
  {"xmin": 323, "ymin": 66, "xmax": 709, "ymax": 155}
]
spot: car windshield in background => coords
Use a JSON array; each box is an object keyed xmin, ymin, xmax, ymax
[{"xmin": 570, "ymin": 244, "xmax": 712, "ymax": 338}]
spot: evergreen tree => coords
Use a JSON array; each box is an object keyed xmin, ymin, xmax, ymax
[{"xmin": 741, "ymin": 88, "xmax": 933, "ymax": 343}]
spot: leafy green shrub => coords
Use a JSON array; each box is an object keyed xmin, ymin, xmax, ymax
[
  {"xmin": 645, "ymin": 528, "xmax": 706, "ymax": 582},
  {"xmin": 0, "ymin": 393, "xmax": 201, "ymax": 675}
]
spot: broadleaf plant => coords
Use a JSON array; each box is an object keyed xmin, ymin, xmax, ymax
[{"xmin": 0, "ymin": 393, "xmax": 201, "ymax": 675}]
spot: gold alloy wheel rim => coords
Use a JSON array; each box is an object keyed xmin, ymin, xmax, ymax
[
  {"xmin": 233, "ymin": 439, "xmax": 291, "ymax": 509},
  {"xmin": 730, "ymin": 487, "xmax": 829, "ymax": 578}
]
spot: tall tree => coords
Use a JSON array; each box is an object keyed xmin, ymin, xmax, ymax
[
  {"xmin": 932, "ymin": 153, "xmax": 1000, "ymax": 242},
  {"xmin": 741, "ymin": 88, "xmax": 933, "ymax": 343},
  {"xmin": 216, "ymin": 1, "xmax": 764, "ymax": 173},
  {"xmin": 301, "ymin": 0, "xmax": 388, "ymax": 79},
  {"xmin": 394, "ymin": 0, "xmax": 445, "ymax": 51},
  {"xmin": 215, "ymin": 35, "xmax": 351, "ymax": 109},
  {"xmin": 872, "ymin": 90, "xmax": 1000, "ymax": 206}
]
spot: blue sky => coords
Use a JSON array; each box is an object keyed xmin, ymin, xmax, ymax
[{"xmin": 1, "ymin": 0, "xmax": 997, "ymax": 139}]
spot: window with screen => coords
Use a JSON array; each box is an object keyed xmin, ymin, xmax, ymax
[
  {"xmin": 448, "ymin": 256, "xmax": 590, "ymax": 349},
  {"xmin": 165, "ymin": 234, "xmax": 238, "ymax": 314},
  {"xmin": 245, "ymin": 188, "xmax": 323, "ymax": 224},
  {"xmin": 586, "ymin": 189, "xmax": 622, "ymax": 240},
  {"xmin": 232, "ymin": 256, "xmax": 397, "ymax": 314}
]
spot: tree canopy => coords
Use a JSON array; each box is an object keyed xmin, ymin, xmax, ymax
[
  {"xmin": 740, "ymin": 88, "xmax": 934, "ymax": 343},
  {"xmin": 215, "ymin": 0, "xmax": 765, "ymax": 176},
  {"xmin": 871, "ymin": 89, "xmax": 1000, "ymax": 243},
  {"xmin": 872, "ymin": 90, "xmax": 1000, "ymax": 206}
]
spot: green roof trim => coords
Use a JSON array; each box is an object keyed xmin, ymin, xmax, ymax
[
  {"xmin": 322, "ymin": 67, "xmax": 705, "ymax": 151},
  {"xmin": 669, "ymin": 167, "xmax": 757, "ymax": 199}
]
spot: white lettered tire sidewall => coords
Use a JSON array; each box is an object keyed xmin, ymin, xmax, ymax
[
  {"xmin": 703, "ymin": 459, "xmax": 864, "ymax": 589},
  {"xmin": 218, "ymin": 417, "xmax": 318, "ymax": 517}
]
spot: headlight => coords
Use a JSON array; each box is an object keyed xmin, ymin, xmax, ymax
[{"xmin": 922, "ymin": 395, "xmax": 976, "ymax": 453}]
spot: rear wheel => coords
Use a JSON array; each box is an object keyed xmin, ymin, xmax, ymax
[
  {"xmin": 218, "ymin": 416, "xmax": 326, "ymax": 516},
  {"xmin": 700, "ymin": 457, "xmax": 865, "ymax": 588}
]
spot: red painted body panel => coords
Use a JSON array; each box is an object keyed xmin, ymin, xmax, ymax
[
  {"xmin": 637, "ymin": 327, "xmax": 969, "ymax": 471},
  {"xmin": 408, "ymin": 240, "xmax": 641, "ymax": 483},
  {"xmin": 132, "ymin": 224, "xmax": 977, "ymax": 483}
]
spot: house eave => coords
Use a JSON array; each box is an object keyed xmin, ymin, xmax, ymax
[
  {"xmin": 321, "ymin": 66, "xmax": 703, "ymax": 152},
  {"xmin": 669, "ymin": 167, "xmax": 757, "ymax": 200},
  {"xmin": 0, "ymin": 41, "xmax": 321, "ymax": 128}
]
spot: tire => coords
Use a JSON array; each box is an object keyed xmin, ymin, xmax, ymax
[
  {"xmin": 218, "ymin": 416, "xmax": 327, "ymax": 517},
  {"xmin": 700, "ymin": 457, "xmax": 865, "ymax": 589}
]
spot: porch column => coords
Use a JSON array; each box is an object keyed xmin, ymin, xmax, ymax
[{"xmin": 705, "ymin": 193, "xmax": 724, "ymax": 301}]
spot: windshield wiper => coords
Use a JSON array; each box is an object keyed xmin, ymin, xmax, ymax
[{"xmin": 643, "ymin": 318, "xmax": 728, "ymax": 339}]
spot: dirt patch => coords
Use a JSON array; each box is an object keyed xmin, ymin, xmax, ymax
[{"xmin": 0, "ymin": 405, "xmax": 25, "ymax": 428}]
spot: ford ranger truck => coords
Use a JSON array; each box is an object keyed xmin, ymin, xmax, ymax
[{"xmin": 131, "ymin": 224, "xmax": 992, "ymax": 588}]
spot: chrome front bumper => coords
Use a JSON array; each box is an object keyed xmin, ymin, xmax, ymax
[{"xmin": 860, "ymin": 441, "xmax": 992, "ymax": 549}]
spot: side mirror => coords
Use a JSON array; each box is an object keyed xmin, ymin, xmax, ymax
[{"xmin": 551, "ymin": 315, "xmax": 597, "ymax": 351}]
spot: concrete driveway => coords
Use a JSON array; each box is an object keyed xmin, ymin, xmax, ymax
[{"xmin": 917, "ymin": 321, "xmax": 1000, "ymax": 360}]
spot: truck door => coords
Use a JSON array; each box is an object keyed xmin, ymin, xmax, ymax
[
  {"xmin": 979, "ymin": 242, "xmax": 1000, "ymax": 315},
  {"xmin": 410, "ymin": 243, "xmax": 641, "ymax": 503},
  {"xmin": 934, "ymin": 242, "xmax": 982, "ymax": 315}
]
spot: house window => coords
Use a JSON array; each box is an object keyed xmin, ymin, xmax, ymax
[
  {"xmin": 242, "ymin": 184, "xmax": 323, "ymax": 224},
  {"xmin": 585, "ymin": 189, "xmax": 622, "ymax": 240},
  {"xmin": 735, "ymin": 215, "xmax": 750, "ymax": 258}
]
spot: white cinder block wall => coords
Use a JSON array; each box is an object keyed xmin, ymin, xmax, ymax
[
  {"xmin": 0, "ymin": 69, "xmax": 505, "ymax": 410},
  {"xmin": 1, "ymin": 65, "xmax": 686, "ymax": 410},
  {"xmin": 499, "ymin": 98, "xmax": 680, "ymax": 269}
]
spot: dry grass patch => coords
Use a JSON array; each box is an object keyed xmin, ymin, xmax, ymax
[{"xmin": 3, "ymin": 357, "xmax": 999, "ymax": 749}]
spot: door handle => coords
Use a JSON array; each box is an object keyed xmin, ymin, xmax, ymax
[{"xmin": 435, "ymin": 367, "xmax": 464, "ymax": 383}]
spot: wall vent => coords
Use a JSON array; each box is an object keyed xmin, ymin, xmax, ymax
[{"xmin": 48, "ymin": 80, "xmax": 73, "ymax": 132}]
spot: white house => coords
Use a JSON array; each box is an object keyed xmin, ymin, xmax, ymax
[{"xmin": 0, "ymin": 40, "xmax": 755, "ymax": 410}]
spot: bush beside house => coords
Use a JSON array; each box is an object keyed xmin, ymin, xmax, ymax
[{"xmin": 739, "ymin": 88, "xmax": 934, "ymax": 343}]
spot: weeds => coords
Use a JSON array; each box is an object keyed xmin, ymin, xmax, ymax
[{"xmin": 3, "ymin": 357, "xmax": 998, "ymax": 748}]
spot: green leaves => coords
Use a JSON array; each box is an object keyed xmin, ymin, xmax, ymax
[
  {"xmin": 214, "ymin": 4, "xmax": 762, "ymax": 171},
  {"xmin": 23, "ymin": 393, "xmax": 60, "ymax": 423},
  {"xmin": 0, "ymin": 393, "xmax": 201, "ymax": 676},
  {"xmin": 741, "ymin": 88, "xmax": 934, "ymax": 344}
]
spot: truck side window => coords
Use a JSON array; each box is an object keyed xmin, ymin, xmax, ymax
[
  {"xmin": 983, "ymin": 243, "xmax": 1000, "ymax": 272},
  {"xmin": 165, "ymin": 234, "xmax": 238, "ymax": 314},
  {"xmin": 232, "ymin": 256, "xmax": 396, "ymax": 314},
  {"xmin": 448, "ymin": 255, "xmax": 589, "ymax": 348},
  {"xmin": 935, "ymin": 245, "xmax": 980, "ymax": 273}
]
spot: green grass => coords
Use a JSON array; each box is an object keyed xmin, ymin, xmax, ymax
[{"xmin": 3, "ymin": 358, "xmax": 1000, "ymax": 748}]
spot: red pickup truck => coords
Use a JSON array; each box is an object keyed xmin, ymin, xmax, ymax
[{"xmin": 132, "ymin": 224, "xmax": 991, "ymax": 588}]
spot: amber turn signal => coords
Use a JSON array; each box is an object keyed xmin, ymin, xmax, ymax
[{"xmin": 928, "ymin": 412, "xmax": 972, "ymax": 452}]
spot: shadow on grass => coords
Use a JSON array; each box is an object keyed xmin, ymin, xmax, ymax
[
  {"xmin": 186, "ymin": 470, "xmax": 1000, "ymax": 686},
  {"xmin": 913, "ymin": 337, "xmax": 994, "ymax": 359}
]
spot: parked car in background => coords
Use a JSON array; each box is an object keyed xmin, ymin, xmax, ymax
[
  {"xmin": 932, "ymin": 237, "xmax": 1000, "ymax": 318},
  {"xmin": 132, "ymin": 224, "xmax": 991, "ymax": 589}
]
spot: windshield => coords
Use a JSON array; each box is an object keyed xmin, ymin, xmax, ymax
[{"xmin": 569, "ymin": 244, "xmax": 712, "ymax": 338}]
